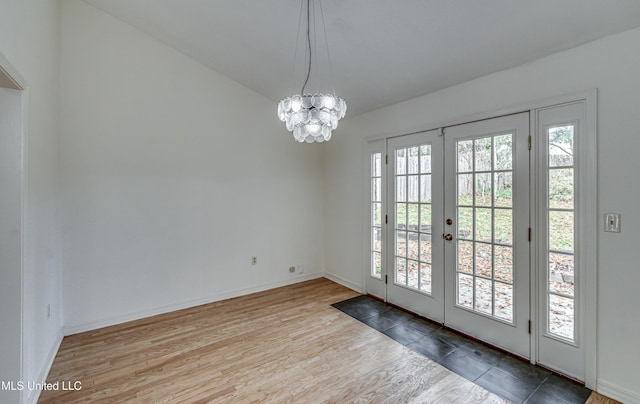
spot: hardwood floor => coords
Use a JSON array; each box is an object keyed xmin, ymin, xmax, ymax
[
  {"xmin": 40, "ymin": 278, "xmax": 504, "ymax": 403},
  {"xmin": 585, "ymin": 392, "xmax": 622, "ymax": 404}
]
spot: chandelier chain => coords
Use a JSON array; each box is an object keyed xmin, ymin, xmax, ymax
[
  {"xmin": 317, "ymin": 0, "xmax": 336, "ymax": 96},
  {"xmin": 290, "ymin": 0, "xmax": 305, "ymax": 95},
  {"xmin": 301, "ymin": 0, "xmax": 312, "ymax": 95}
]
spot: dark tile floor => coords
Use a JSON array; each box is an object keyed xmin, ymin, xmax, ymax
[{"xmin": 332, "ymin": 295, "xmax": 592, "ymax": 404}]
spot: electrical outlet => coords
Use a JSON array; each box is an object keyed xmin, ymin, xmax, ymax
[
  {"xmin": 251, "ymin": 256, "xmax": 257, "ymax": 265},
  {"xmin": 296, "ymin": 265, "xmax": 304, "ymax": 274},
  {"xmin": 289, "ymin": 266, "xmax": 295, "ymax": 273}
]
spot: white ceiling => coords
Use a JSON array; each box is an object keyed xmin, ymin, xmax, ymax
[{"xmin": 83, "ymin": 0, "xmax": 640, "ymax": 117}]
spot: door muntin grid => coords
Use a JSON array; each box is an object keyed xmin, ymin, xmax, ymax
[
  {"xmin": 371, "ymin": 152, "xmax": 383, "ymax": 279},
  {"xmin": 455, "ymin": 133, "xmax": 515, "ymax": 323},
  {"xmin": 545, "ymin": 124, "xmax": 576, "ymax": 342},
  {"xmin": 394, "ymin": 145, "xmax": 433, "ymax": 294}
]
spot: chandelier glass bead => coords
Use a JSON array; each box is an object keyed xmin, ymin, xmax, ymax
[{"xmin": 278, "ymin": 93, "xmax": 346, "ymax": 143}]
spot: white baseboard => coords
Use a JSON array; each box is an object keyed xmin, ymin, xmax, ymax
[
  {"xmin": 63, "ymin": 273, "xmax": 323, "ymax": 336},
  {"xmin": 323, "ymin": 272, "xmax": 363, "ymax": 293},
  {"xmin": 598, "ymin": 379, "xmax": 640, "ymax": 404},
  {"xmin": 24, "ymin": 328, "xmax": 64, "ymax": 404}
]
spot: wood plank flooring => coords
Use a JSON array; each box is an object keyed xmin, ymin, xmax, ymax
[
  {"xmin": 585, "ymin": 392, "xmax": 622, "ymax": 404},
  {"xmin": 40, "ymin": 278, "xmax": 504, "ymax": 403}
]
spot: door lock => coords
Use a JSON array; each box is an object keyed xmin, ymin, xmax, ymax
[{"xmin": 443, "ymin": 234, "xmax": 453, "ymax": 241}]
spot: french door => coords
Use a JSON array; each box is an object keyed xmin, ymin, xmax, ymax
[
  {"xmin": 443, "ymin": 113, "xmax": 531, "ymax": 358},
  {"xmin": 367, "ymin": 113, "xmax": 531, "ymax": 359},
  {"xmin": 366, "ymin": 99, "xmax": 594, "ymax": 383},
  {"xmin": 385, "ymin": 130, "xmax": 444, "ymax": 321}
]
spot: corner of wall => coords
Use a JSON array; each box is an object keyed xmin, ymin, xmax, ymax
[
  {"xmin": 23, "ymin": 329, "xmax": 63, "ymax": 404},
  {"xmin": 323, "ymin": 272, "xmax": 363, "ymax": 294}
]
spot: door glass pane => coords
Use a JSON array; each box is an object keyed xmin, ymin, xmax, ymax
[
  {"xmin": 373, "ymin": 178, "xmax": 382, "ymax": 202},
  {"xmin": 546, "ymin": 124, "xmax": 575, "ymax": 341},
  {"xmin": 458, "ymin": 173, "xmax": 473, "ymax": 205},
  {"xmin": 475, "ymin": 277, "xmax": 493, "ymax": 315},
  {"xmin": 373, "ymin": 203, "xmax": 381, "ymax": 226},
  {"xmin": 476, "ymin": 173, "xmax": 492, "ymax": 206},
  {"xmin": 457, "ymin": 207, "xmax": 473, "ymax": 239},
  {"xmin": 494, "ymin": 209, "xmax": 512, "ymax": 245},
  {"xmin": 397, "ymin": 203, "xmax": 406, "ymax": 227},
  {"xmin": 457, "ymin": 140, "xmax": 473, "ymax": 172},
  {"xmin": 396, "ymin": 148, "xmax": 406, "ymax": 174},
  {"xmin": 549, "ymin": 211, "xmax": 574, "ymax": 252},
  {"xmin": 407, "ymin": 203, "xmax": 419, "ymax": 227},
  {"xmin": 372, "ymin": 252, "xmax": 381, "ymax": 277},
  {"xmin": 420, "ymin": 263, "xmax": 432, "ymax": 294},
  {"xmin": 549, "ymin": 294, "xmax": 574, "ymax": 340},
  {"xmin": 549, "ymin": 168, "xmax": 574, "ymax": 209},
  {"xmin": 457, "ymin": 274, "xmax": 473, "ymax": 309},
  {"xmin": 495, "ymin": 282, "xmax": 513, "ymax": 322},
  {"xmin": 373, "ymin": 153, "xmax": 381, "ymax": 177},
  {"xmin": 455, "ymin": 134, "xmax": 514, "ymax": 323},
  {"xmin": 475, "ymin": 243, "xmax": 492, "ymax": 278},
  {"xmin": 408, "ymin": 147, "xmax": 419, "ymax": 174},
  {"xmin": 458, "ymin": 240, "xmax": 473, "ymax": 274},
  {"xmin": 396, "ymin": 176, "xmax": 406, "ymax": 202},
  {"xmin": 549, "ymin": 253, "xmax": 574, "ymax": 297},
  {"xmin": 475, "ymin": 137, "xmax": 492, "ymax": 172},
  {"xmin": 548, "ymin": 126, "xmax": 574, "ymax": 167},
  {"xmin": 494, "ymin": 172, "xmax": 512, "ymax": 207},
  {"xmin": 494, "ymin": 134, "xmax": 513, "ymax": 170},
  {"xmin": 419, "ymin": 233, "xmax": 432, "ymax": 263},
  {"xmin": 372, "ymin": 226, "xmax": 381, "ymax": 252},
  {"xmin": 408, "ymin": 175, "xmax": 419, "ymax": 202},
  {"xmin": 419, "ymin": 204, "xmax": 432, "ymax": 228},
  {"xmin": 494, "ymin": 245, "xmax": 513, "ymax": 283},
  {"xmin": 408, "ymin": 260, "xmax": 419, "ymax": 288},
  {"xmin": 420, "ymin": 175, "xmax": 432, "ymax": 203},
  {"xmin": 407, "ymin": 232, "xmax": 419, "ymax": 260},
  {"xmin": 394, "ymin": 144, "xmax": 433, "ymax": 294},
  {"xmin": 396, "ymin": 230, "xmax": 407, "ymax": 257},
  {"xmin": 420, "ymin": 145, "xmax": 431, "ymax": 173},
  {"xmin": 475, "ymin": 208, "xmax": 492, "ymax": 243},
  {"xmin": 397, "ymin": 257, "xmax": 407, "ymax": 285}
]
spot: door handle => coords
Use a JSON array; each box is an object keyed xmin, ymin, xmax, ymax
[{"xmin": 443, "ymin": 234, "xmax": 453, "ymax": 241}]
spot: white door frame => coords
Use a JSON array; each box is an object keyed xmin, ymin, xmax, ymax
[
  {"xmin": 363, "ymin": 138, "xmax": 387, "ymax": 300},
  {"xmin": 363, "ymin": 89, "xmax": 597, "ymax": 389},
  {"xmin": 530, "ymin": 95, "xmax": 597, "ymax": 386}
]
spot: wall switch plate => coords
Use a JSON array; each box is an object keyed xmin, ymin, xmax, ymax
[{"xmin": 604, "ymin": 213, "xmax": 621, "ymax": 233}]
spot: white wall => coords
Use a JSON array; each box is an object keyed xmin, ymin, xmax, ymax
[
  {"xmin": 0, "ymin": 1, "xmax": 62, "ymax": 403},
  {"xmin": 0, "ymin": 87, "xmax": 23, "ymax": 404},
  {"xmin": 59, "ymin": 0, "xmax": 325, "ymax": 333},
  {"xmin": 325, "ymin": 27, "xmax": 640, "ymax": 402}
]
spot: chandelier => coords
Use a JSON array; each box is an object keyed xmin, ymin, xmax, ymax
[{"xmin": 277, "ymin": 0, "xmax": 346, "ymax": 143}]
